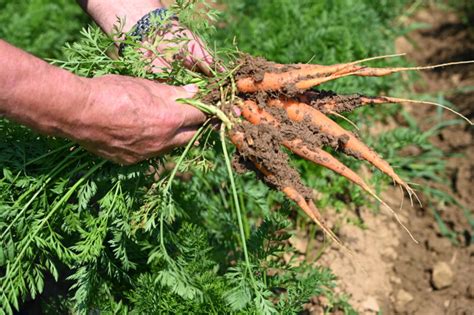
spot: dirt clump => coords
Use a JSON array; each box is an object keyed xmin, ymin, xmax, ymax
[
  {"xmin": 431, "ymin": 261, "xmax": 454, "ymax": 290},
  {"xmin": 232, "ymin": 122, "xmax": 313, "ymax": 198},
  {"xmin": 302, "ymin": 90, "xmax": 364, "ymax": 114},
  {"xmin": 236, "ymin": 54, "xmax": 292, "ymax": 82}
]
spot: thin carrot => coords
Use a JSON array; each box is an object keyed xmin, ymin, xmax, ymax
[
  {"xmin": 237, "ymin": 58, "xmax": 474, "ymax": 93},
  {"xmin": 294, "ymin": 60, "xmax": 474, "ymax": 91},
  {"xmin": 237, "ymin": 54, "xmax": 407, "ymax": 93},
  {"xmin": 282, "ymin": 186, "xmax": 345, "ymax": 248}
]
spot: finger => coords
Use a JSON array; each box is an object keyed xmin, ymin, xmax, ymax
[
  {"xmin": 168, "ymin": 126, "xmax": 201, "ymax": 148},
  {"xmin": 183, "ymin": 37, "xmax": 223, "ymax": 76},
  {"xmin": 150, "ymin": 55, "xmax": 172, "ymax": 73},
  {"xmin": 187, "ymin": 34, "xmax": 226, "ymax": 74},
  {"xmin": 186, "ymin": 37, "xmax": 214, "ymax": 76}
]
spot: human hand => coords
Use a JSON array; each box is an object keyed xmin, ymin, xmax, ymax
[
  {"xmin": 143, "ymin": 21, "xmax": 217, "ymax": 76},
  {"xmin": 70, "ymin": 75, "xmax": 206, "ymax": 164},
  {"xmin": 77, "ymin": 1, "xmax": 217, "ymax": 75}
]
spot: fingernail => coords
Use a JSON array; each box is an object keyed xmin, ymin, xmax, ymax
[
  {"xmin": 232, "ymin": 105, "xmax": 241, "ymax": 117},
  {"xmin": 183, "ymin": 84, "xmax": 198, "ymax": 94}
]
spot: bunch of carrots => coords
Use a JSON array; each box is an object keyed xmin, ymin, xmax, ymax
[{"xmin": 206, "ymin": 54, "xmax": 474, "ymax": 247}]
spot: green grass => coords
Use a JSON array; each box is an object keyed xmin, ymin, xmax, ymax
[{"xmin": 0, "ymin": 0, "xmax": 89, "ymax": 58}]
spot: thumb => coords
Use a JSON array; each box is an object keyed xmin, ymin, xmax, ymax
[
  {"xmin": 170, "ymin": 84, "xmax": 207, "ymax": 127},
  {"xmin": 172, "ymin": 84, "xmax": 199, "ymax": 100}
]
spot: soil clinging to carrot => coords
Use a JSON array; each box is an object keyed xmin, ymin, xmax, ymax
[
  {"xmin": 301, "ymin": 90, "xmax": 364, "ymax": 114},
  {"xmin": 232, "ymin": 122, "xmax": 313, "ymax": 198},
  {"xmin": 229, "ymin": 57, "xmax": 360, "ymax": 200}
]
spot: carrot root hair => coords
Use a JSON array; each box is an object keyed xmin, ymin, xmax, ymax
[{"xmin": 360, "ymin": 96, "xmax": 473, "ymax": 125}]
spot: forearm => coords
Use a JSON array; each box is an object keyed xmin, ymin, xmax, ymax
[
  {"xmin": 77, "ymin": 0, "xmax": 164, "ymax": 35},
  {"xmin": 0, "ymin": 40, "xmax": 88, "ymax": 137}
]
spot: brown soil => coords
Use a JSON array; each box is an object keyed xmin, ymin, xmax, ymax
[
  {"xmin": 389, "ymin": 7, "xmax": 474, "ymax": 315},
  {"xmin": 304, "ymin": 6, "xmax": 474, "ymax": 315},
  {"xmin": 301, "ymin": 90, "xmax": 364, "ymax": 114},
  {"xmin": 232, "ymin": 121, "xmax": 313, "ymax": 198}
]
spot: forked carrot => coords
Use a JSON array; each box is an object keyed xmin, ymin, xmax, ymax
[
  {"xmin": 237, "ymin": 54, "xmax": 407, "ymax": 93},
  {"xmin": 266, "ymin": 98, "xmax": 415, "ymax": 194},
  {"xmin": 239, "ymin": 100, "xmax": 378, "ymax": 193},
  {"xmin": 238, "ymin": 100, "xmax": 417, "ymax": 241},
  {"xmin": 239, "ymin": 101, "xmax": 368, "ymax": 187},
  {"xmin": 294, "ymin": 60, "xmax": 474, "ymax": 91},
  {"xmin": 282, "ymin": 186, "xmax": 345, "ymax": 248}
]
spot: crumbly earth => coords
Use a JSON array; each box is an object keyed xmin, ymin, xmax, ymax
[
  {"xmin": 236, "ymin": 53, "xmax": 299, "ymax": 82},
  {"xmin": 232, "ymin": 121, "xmax": 313, "ymax": 198},
  {"xmin": 231, "ymin": 54, "xmax": 359, "ymax": 201},
  {"xmin": 302, "ymin": 90, "xmax": 364, "ymax": 114}
]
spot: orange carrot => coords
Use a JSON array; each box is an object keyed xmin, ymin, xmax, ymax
[
  {"xmin": 239, "ymin": 100, "xmax": 372, "ymax": 190},
  {"xmin": 237, "ymin": 63, "xmax": 365, "ymax": 93},
  {"xmin": 238, "ymin": 58, "xmax": 474, "ymax": 93},
  {"xmin": 229, "ymin": 130, "xmax": 344, "ymax": 246},
  {"xmin": 237, "ymin": 54, "xmax": 409, "ymax": 93},
  {"xmin": 230, "ymin": 132, "xmax": 336, "ymax": 237},
  {"xmin": 282, "ymin": 186, "xmax": 344, "ymax": 247},
  {"xmin": 266, "ymin": 98, "xmax": 411, "ymax": 190}
]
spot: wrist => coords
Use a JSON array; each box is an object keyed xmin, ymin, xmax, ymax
[
  {"xmin": 21, "ymin": 70, "xmax": 91, "ymax": 140},
  {"xmin": 79, "ymin": 0, "xmax": 165, "ymax": 35}
]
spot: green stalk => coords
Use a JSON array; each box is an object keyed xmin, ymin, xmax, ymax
[
  {"xmin": 238, "ymin": 178, "xmax": 250, "ymax": 238},
  {"xmin": 179, "ymin": 98, "xmax": 232, "ymax": 129},
  {"xmin": 1, "ymin": 160, "xmax": 107, "ymax": 296},
  {"xmin": 219, "ymin": 125, "xmax": 258, "ymax": 291},
  {"xmin": 160, "ymin": 123, "xmax": 207, "ymax": 255},
  {"xmin": 24, "ymin": 142, "xmax": 74, "ymax": 167}
]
